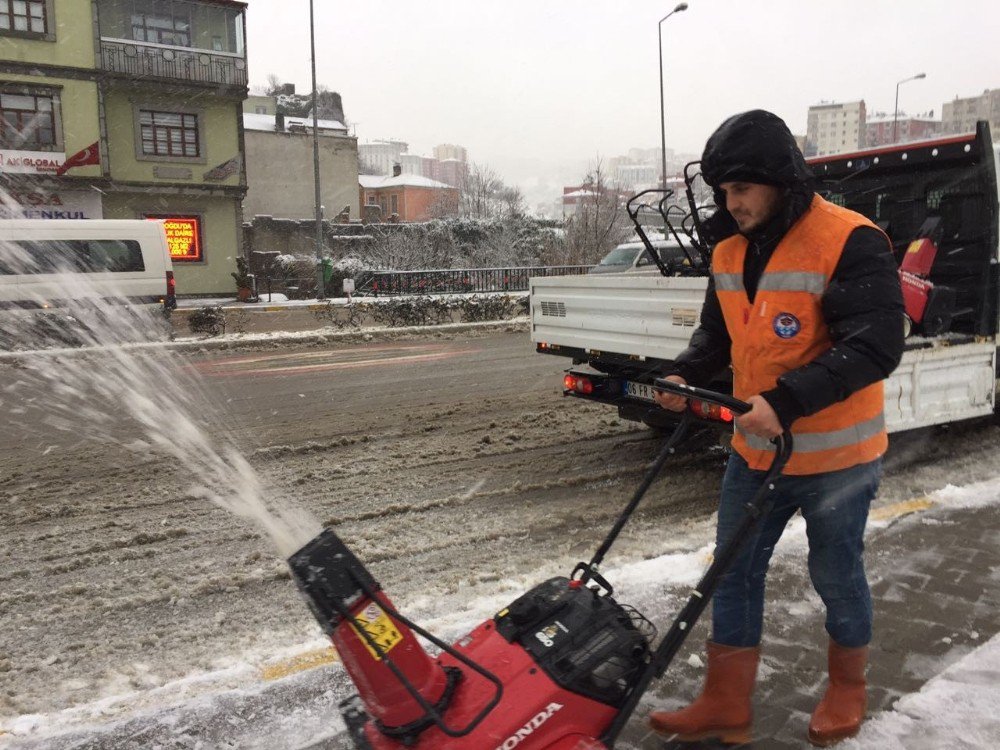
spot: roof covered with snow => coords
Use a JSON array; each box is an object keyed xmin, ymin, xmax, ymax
[
  {"xmin": 359, "ymin": 174, "xmax": 456, "ymax": 190},
  {"xmin": 242, "ymin": 113, "xmax": 348, "ymax": 134}
]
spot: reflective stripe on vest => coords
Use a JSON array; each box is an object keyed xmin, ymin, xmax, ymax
[
  {"xmin": 736, "ymin": 412, "xmax": 886, "ymax": 453},
  {"xmin": 713, "ymin": 271, "xmax": 827, "ymax": 294}
]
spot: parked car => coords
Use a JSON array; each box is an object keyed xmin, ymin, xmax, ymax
[{"xmin": 588, "ymin": 239, "xmax": 690, "ymax": 274}]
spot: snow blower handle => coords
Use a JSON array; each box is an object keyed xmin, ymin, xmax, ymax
[{"xmin": 652, "ymin": 378, "xmax": 752, "ymax": 416}]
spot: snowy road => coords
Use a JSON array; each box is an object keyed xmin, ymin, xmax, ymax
[{"xmin": 2, "ymin": 328, "xmax": 1000, "ymax": 748}]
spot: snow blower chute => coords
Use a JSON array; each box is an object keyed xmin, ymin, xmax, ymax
[{"xmin": 287, "ymin": 382, "xmax": 792, "ymax": 749}]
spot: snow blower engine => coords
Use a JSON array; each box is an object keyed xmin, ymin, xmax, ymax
[{"xmin": 287, "ymin": 382, "xmax": 792, "ymax": 750}]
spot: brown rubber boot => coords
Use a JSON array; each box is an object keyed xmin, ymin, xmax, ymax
[
  {"xmin": 808, "ymin": 640, "xmax": 869, "ymax": 746},
  {"xmin": 647, "ymin": 641, "xmax": 760, "ymax": 745}
]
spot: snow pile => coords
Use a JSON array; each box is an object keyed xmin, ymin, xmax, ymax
[{"xmin": 848, "ymin": 632, "xmax": 1000, "ymax": 749}]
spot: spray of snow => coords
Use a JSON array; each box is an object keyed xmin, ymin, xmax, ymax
[{"xmin": 0, "ymin": 228, "xmax": 321, "ymax": 557}]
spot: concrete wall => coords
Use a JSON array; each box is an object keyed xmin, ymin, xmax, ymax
[{"xmin": 243, "ymin": 129, "xmax": 360, "ymax": 222}]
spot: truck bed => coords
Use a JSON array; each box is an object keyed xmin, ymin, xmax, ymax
[{"xmin": 530, "ymin": 273, "xmax": 996, "ymax": 433}]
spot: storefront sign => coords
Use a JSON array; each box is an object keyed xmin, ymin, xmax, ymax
[
  {"xmin": 146, "ymin": 215, "xmax": 202, "ymax": 262},
  {"xmin": 0, "ymin": 149, "xmax": 66, "ymax": 175},
  {"xmin": 0, "ymin": 189, "xmax": 104, "ymax": 220}
]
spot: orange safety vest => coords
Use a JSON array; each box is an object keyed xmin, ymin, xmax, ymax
[{"xmin": 713, "ymin": 194, "xmax": 887, "ymax": 475}]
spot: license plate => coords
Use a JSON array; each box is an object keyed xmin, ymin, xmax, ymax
[{"xmin": 626, "ymin": 381, "xmax": 657, "ymax": 402}]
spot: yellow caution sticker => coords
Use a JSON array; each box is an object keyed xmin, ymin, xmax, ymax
[{"xmin": 352, "ymin": 603, "xmax": 404, "ymax": 661}]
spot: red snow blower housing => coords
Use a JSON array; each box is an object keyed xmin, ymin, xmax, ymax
[
  {"xmin": 287, "ymin": 382, "xmax": 792, "ymax": 749},
  {"xmin": 897, "ymin": 217, "xmax": 957, "ymax": 337}
]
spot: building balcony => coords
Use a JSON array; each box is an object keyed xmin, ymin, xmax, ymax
[
  {"xmin": 101, "ymin": 39, "xmax": 247, "ymax": 86},
  {"xmin": 96, "ymin": 0, "xmax": 246, "ymax": 87},
  {"xmin": 99, "ymin": 38, "xmax": 247, "ymax": 87}
]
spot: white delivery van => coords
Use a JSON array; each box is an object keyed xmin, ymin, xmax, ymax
[{"xmin": 0, "ymin": 219, "xmax": 176, "ymax": 309}]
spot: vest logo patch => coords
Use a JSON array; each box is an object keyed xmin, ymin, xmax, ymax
[{"xmin": 772, "ymin": 312, "xmax": 801, "ymax": 339}]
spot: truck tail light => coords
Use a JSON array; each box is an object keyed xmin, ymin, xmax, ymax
[
  {"xmin": 690, "ymin": 400, "xmax": 734, "ymax": 423},
  {"xmin": 563, "ymin": 374, "xmax": 594, "ymax": 395}
]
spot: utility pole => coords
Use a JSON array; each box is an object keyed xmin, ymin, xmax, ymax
[
  {"xmin": 309, "ymin": 0, "xmax": 325, "ymax": 299},
  {"xmin": 658, "ymin": 3, "xmax": 688, "ymax": 190}
]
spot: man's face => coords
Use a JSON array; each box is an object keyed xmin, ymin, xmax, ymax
[{"xmin": 719, "ymin": 181, "xmax": 784, "ymax": 234}]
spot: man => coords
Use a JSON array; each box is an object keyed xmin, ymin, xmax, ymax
[{"xmin": 648, "ymin": 110, "xmax": 904, "ymax": 747}]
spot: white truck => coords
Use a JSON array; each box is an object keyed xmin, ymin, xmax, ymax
[{"xmin": 530, "ymin": 124, "xmax": 1000, "ymax": 435}]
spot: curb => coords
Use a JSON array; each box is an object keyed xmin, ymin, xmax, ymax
[{"xmin": 0, "ymin": 319, "xmax": 531, "ymax": 361}]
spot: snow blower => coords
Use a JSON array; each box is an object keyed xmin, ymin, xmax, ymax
[{"xmin": 287, "ymin": 381, "xmax": 792, "ymax": 749}]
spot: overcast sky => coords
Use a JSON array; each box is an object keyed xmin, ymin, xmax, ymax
[{"xmin": 245, "ymin": 0, "xmax": 999, "ymax": 204}]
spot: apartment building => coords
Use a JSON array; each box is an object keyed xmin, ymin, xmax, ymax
[
  {"xmin": 358, "ymin": 139, "xmax": 408, "ymax": 176},
  {"xmin": 866, "ymin": 113, "xmax": 941, "ymax": 147},
  {"xmin": 942, "ymin": 89, "xmax": 1000, "ymax": 136},
  {"xmin": 0, "ymin": 0, "xmax": 249, "ymax": 295},
  {"xmin": 805, "ymin": 100, "xmax": 866, "ymax": 156}
]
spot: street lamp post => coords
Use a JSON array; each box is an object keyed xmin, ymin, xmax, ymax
[
  {"xmin": 658, "ymin": 2, "xmax": 688, "ymax": 190},
  {"xmin": 309, "ymin": 0, "xmax": 325, "ymax": 299},
  {"xmin": 893, "ymin": 72, "xmax": 926, "ymax": 144}
]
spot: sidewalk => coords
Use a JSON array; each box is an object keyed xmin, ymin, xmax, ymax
[{"xmin": 635, "ymin": 484, "xmax": 1000, "ymax": 749}]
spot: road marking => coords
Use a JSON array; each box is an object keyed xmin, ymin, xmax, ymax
[
  {"xmin": 192, "ymin": 343, "xmax": 481, "ymax": 377},
  {"xmin": 261, "ymin": 646, "xmax": 340, "ymax": 681},
  {"xmin": 870, "ymin": 496, "xmax": 935, "ymax": 521}
]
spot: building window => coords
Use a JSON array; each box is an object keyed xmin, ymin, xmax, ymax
[
  {"xmin": 254, "ymin": 105, "xmax": 267, "ymax": 114},
  {"xmin": 139, "ymin": 109, "xmax": 199, "ymax": 157},
  {"xmin": 0, "ymin": 0, "xmax": 48, "ymax": 35},
  {"xmin": 390, "ymin": 194, "xmax": 398, "ymax": 215},
  {"xmin": 0, "ymin": 89, "xmax": 59, "ymax": 150},
  {"xmin": 131, "ymin": 10, "xmax": 191, "ymax": 46}
]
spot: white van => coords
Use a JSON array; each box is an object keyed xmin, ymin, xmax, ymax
[{"xmin": 0, "ymin": 219, "xmax": 176, "ymax": 309}]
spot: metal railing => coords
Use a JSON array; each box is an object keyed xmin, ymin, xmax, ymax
[
  {"xmin": 100, "ymin": 38, "xmax": 248, "ymax": 87},
  {"xmin": 358, "ymin": 266, "xmax": 591, "ymax": 296},
  {"xmin": 246, "ymin": 265, "xmax": 592, "ymax": 300}
]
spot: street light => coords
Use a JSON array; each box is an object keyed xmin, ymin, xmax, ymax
[
  {"xmin": 893, "ymin": 72, "xmax": 926, "ymax": 144},
  {"xmin": 309, "ymin": 0, "xmax": 325, "ymax": 299},
  {"xmin": 658, "ymin": 2, "xmax": 688, "ymax": 190}
]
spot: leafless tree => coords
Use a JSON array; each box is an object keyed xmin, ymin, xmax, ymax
[
  {"xmin": 563, "ymin": 159, "xmax": 632, "ymax": 265},
  {"xmin": 458, "ymin": 163, "xmax": 524, "ymax": 220},
  {"xmin": 358, "ymin": 226, "xmax": 452, "ymax": 271}
]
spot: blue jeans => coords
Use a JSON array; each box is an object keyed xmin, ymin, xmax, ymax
[{"xmin": 711, "ymin": 452, "xmax": 882, "ymax": 649}]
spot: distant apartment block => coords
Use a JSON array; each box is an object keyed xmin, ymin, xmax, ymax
[
  {"xmin": 375, "ymin": 142, "xmax": 468, "ymax": 187},
  {"xmin": 942, "ymin": 89, "xmax": 1000, "ymax": 136},
  {"xmin": 613, "ymin": 163, "xmax": 658, "ymax": 189},
  {"xmin": 433, "ymin": 158, "xmax": 467, "ymax": 188},
  {"xmin": 433, "ymin": 143, "xmax": 467, "ymax": 163},
  {"xmin": 805, "ymin": 100, "xmax": 866, "ymax": 156},
  {"xmin": 358, "ymin": 139, "xmax": 408, "ymax": 175},
  {"xmin": 866, "ymin": 113, "xmax": 941, "ymax": 147}
]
